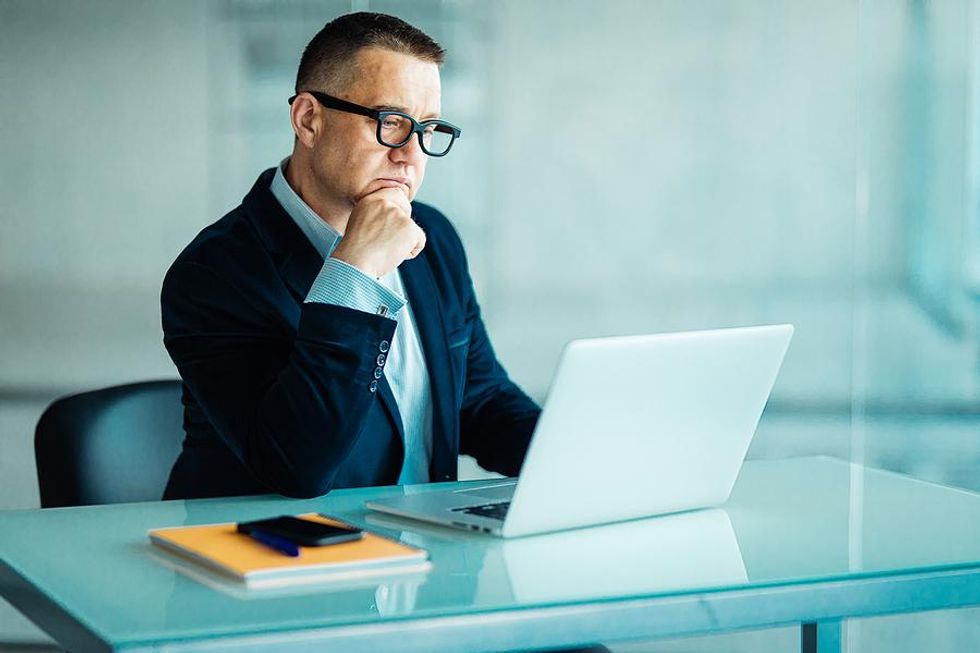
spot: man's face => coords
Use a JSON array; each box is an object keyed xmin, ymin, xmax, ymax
[{"xmin": 309, "ymin": 47, "xmax": 441, "ymax": 210}]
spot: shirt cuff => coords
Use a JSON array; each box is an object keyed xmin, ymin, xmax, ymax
[{"xmin": 305, "ymin": 257, "xmax": 407, "ymax": 318}]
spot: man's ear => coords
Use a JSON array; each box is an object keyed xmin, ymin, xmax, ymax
[{"xmin": 290, "ymin": 93, "xmax": 320, "ymax": 149}]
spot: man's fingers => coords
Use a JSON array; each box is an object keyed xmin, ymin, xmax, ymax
[
  {"xmin": 395, "ymin": 191, "xmax": 413, "ymax": 216},
  {"xmin": 369, "ymin": 187, "xmax": 412, "ymax": 216},
  {"xmin": 343, "ymin": 186, "xmax": 420, "ymax": 275},
  {"xmin": 407, "ymin": 228, "xmax": 426, "ymax": 259}
]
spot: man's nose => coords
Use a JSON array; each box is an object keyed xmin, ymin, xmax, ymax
[{"xmin": 389, "ymin": 134, "xmax": 426, "ymax": 166}]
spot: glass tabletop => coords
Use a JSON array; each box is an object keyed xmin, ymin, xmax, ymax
[{"xmin": 2, "ymin": 456, "xmax": 980, "ymax": 648}]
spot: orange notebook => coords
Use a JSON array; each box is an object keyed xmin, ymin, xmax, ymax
[{"xmin": 149, "ymin": 513, "xmax": 430, "ymax": 587}]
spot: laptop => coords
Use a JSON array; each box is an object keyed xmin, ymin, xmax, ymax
[{"xmin": 366, "ymin": 324, "xmax": 793, "ymax": 538}]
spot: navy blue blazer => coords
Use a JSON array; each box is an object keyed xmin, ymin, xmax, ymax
[{"xmin": 161, "ymin": 168, "xmax": 540, "ymax": 499}]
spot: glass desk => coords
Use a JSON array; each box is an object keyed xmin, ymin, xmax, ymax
[{"xmin": 2, "ymin": 457, "xmax": 980, "ymax": 653}]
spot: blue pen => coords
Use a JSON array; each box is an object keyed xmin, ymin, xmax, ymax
[{"xmin": 248, "ymin": 529, "xmax": 301, "ymax": 557}]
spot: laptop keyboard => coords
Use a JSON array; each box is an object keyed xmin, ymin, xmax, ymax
[{"xmin": 452, "ymin": 501, "xmax": 511, "ymax": 521}]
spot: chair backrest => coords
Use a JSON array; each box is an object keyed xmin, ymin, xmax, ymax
[{"xmin": 34, "ymin": 380, "xmax": 185, "ymax": 508}]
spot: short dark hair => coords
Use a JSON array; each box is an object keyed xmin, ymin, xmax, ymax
[{"xmin": 295, "ymin": 12, "xmax": 446, "ymax": 94}]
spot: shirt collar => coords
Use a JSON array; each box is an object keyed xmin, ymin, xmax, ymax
[{"xmin": 270, "ymin": 157, "xmax": 341, "ymax": 259}]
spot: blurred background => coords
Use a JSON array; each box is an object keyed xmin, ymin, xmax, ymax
[{"xmin": 1, "ymin": 0, "xmax": 978, "ymax": 650}]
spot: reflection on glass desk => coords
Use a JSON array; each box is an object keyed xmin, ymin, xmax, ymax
[
  {"xmin": 2, "ymin": 457, "xmax": 980, "ymax": 653},
  {"xmin": 366, "ymin": 506, "xmax": 747, "ymax": 605}
]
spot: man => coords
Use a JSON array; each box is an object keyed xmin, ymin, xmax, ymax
[
  {"xmin": 160, "ymin": 12, "xmax": 541, "ymax": 500},
  {"xmin": 163, "ymin": 15, "xmax": 614, "ymax": 652}
]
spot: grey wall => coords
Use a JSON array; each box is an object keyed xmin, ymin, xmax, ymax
[
  {"xmin": 1, "ymin": 0, "xmax": 207, "ymax": 389},
  {"xmin": 2, "ymin": 0, "xmax": 977, "ymax": 399}
]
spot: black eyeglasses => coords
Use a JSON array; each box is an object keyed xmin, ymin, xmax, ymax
[{"xmin": 288, "ymin": 91, "xmax": 461, "ymax": 157}]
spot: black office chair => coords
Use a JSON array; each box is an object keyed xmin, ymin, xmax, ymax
[{"xmin": 34, "ymin": 380, "xmax": 185, "ymax": 508}]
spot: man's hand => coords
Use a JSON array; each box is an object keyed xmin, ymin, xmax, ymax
[{"xmin": 330, "ymin": 188, "xmax": 426, "ymax": 278}]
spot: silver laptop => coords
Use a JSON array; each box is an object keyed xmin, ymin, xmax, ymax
[{"xmin": 366, "ymin": 324, "xmax": 793, "ymax": 538}]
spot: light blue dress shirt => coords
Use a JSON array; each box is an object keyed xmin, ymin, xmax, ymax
[{"xmin": 270, "ymin": 158, "xmax": 433, "ymax": 484}]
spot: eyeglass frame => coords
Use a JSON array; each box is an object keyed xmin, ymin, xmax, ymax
[{"xmin": 287, "ymin": 91, "xmax": 462, "ymax": 157}]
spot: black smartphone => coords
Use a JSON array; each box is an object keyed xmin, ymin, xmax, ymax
[{"xmin": 236, "ymin": 516, "xmax": 363, "ymax": 547}]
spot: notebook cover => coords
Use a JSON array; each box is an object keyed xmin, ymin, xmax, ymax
[{"xmin": 149, "ymin": 513, "xmax": 429, "ymax": 585}]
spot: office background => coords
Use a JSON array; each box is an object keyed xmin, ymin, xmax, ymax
[{"xmin": 1, "ymin": 0, "xmax": 978, "ymax": 650}]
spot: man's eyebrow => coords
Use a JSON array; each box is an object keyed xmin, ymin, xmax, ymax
[{"xmin": 372, "ymin": 104, "xmax": 441, "ymax": 120}]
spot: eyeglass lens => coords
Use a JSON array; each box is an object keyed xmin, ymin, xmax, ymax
[{"xmin": 379, "ymin": 114, "xmax": 455, "ymax": 156}]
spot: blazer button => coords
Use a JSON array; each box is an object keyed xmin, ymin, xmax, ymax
[
  {"xmin": 376, "ymin": 353, "xmax": 386, "ymax": 366},
  {"xmin": 369, "ymin": 380, "xmax": 378, "ymax": 393},
  {"xmin": 374, "ymin": 367, "xmax": 383, "ymax": 379},
  {"xmin": 379, "ymin": 340, "xmax": 390, "ymax": 353}
]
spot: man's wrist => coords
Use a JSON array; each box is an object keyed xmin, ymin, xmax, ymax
[
  {"xmin": 329, "ymin": 252, "xmax": 381, "ymax": 279},
  {"xmin": 307, "ymin": 257, "xmax": 405, "ymax": 316}
]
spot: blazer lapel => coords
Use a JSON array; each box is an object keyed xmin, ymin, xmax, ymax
[
  {"xmin": 399, "ymin": 254, "xmax": 456, "ymax": 481},
  {"xmin": 241, "ymin": 168, "xmax": 323, "ymax": 304}
]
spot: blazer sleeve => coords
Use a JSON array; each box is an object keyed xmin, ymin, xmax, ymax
[{"xmin": 161, "ymin": 259, "xmax": 396, "ymax": 498}]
